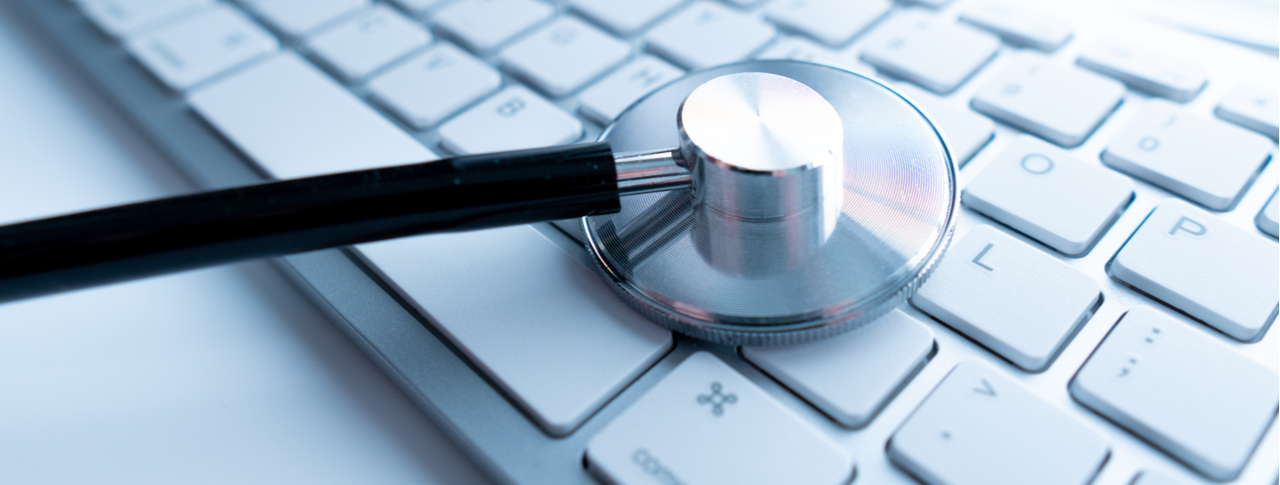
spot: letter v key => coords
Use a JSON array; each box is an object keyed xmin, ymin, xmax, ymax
[{"xmin": 974, "ymin": 378, "xmax": 997, "ymax": 397}]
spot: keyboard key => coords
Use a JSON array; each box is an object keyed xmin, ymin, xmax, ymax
[
  {"xmin": 742, "ymin": 310, "xmax": 934, "ymax": 428},
  {"xmin": 972, "ymin": 55, "xmax": 1124, "ymax": 147},
  {"xmin": 901, "ymin": 0, "xmax": 953, "ymax": 8},
  {"xmin": 388, "ymin": 0, "xmax": 451, "ymax": 15},
  {"xmin": 433, "ymin": 0, "xmax": 553, "ymax": 52},
  {"xmin": 1132, "ymin": 471, "xmax": 1191, "ymax": 485},
  {"xmin": 860, "ymin": 10, "xmax": 1001, "ymax": 94},
  {"xmin": 889, "ymin": 361, "xmax": 1109, "ymax": 485},
  {"xmin": 307, "ymin": 5, "xmax": 431, "ymax": 82},
  {"xmin": 357, "ymin": 226, "xmax": 674, "ymax": 435},
  {"xmin": 125, "ymin": 5, "xmax": 278, "ymax": 91},
  {"xmin": 188, "ymin": 53, "xmax": 436, "ymax": 179},
  {"xmin": 912, "ymin": 225, "xmax": 1101, "ymax": 371},
  {"xmin": 764, "ymin": 0, "xmax": 891, "ymax": 47},
  {"xmin": 586, "ymin": 352, "xmax": 854, "ymax": 484},
  {"xmin": 963, "ymin": 136, "xmax": 1133, "ymax": 255},
  {"xmin": 498, "ymin": 17, "xmax": 629, "ymax": 97},
  {"xmin": 1071, "ymin": 307, "xmax": 1279, "ymax": 480},
  {"xmin": 958, "ymin": 1, "xmax": 1072, "ymax": 52},
  {"xmin": 578, "ymin": 56, "xmax": 684, "ymax": 125},
  {"xmin": 569, "ymin": 0, "xmax": 683, "ymax": 36},
  {"xmin": 1215, "ymin": 85, "xmax": 1279, "ymax": 139},
  {"xmin": 895, "ymin": 84, "xmax": 995, "ymax": 165},
  {"xmin": 438, "ymin": 85, "xmax": 583, "ymax": 154},
  {"xmin": 247, "ymin": 0, "xmax": 368, "ymax": 38},
  {"xmin": 79, "ymin": 0, "xmax": 211, "ymax": 37},
  {"xmin": 1077, "ymin": 40, "xmax": 1208, "ymax": 102},
  {"xmin": 645, "ymin": 2, "xmax": 776, "ymax": 70},
  {"xmin": 1109, "ymin": 199, "xmax": 1278, "ymax": 341},
  {"xmin": 1101, "ymin": 100, "xmax": 1272, "ymax": 210},
  {"xmin": 367, "ymin": 43, "xmax": 501, "ymax": 129},
  {"xmin": 756, "ymin": 36, "xmax": 861, "ymax": 70},
  {"xmin": 1259, "ymin": 189, "xmax": 1279, "ymax": 238}
]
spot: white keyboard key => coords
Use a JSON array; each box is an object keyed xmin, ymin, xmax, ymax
[
  {"xmin": 433, "ymin": 0, "xmax": 553, "ymax": 52},
  {"xmin": 896, "ymin": 84, "xmax": 995, "ymax": 165},
  {"xmin": 1215, "ymin": 85, "xmax": 1280, "ymax": 139},
  {"xmin": 499, "ymin": 17, "xmax": 629, "ymax": 97},
  {"xmin": 188, "ymin": 53, "xmax": 435, "ymax": 179},
  {"xmin": 645, "ymin": 2, "xmax": 776, "ymax": 70},
  {"xmin": 958, "ymin": 1, "xmax": 1072, "ymax": 52},
  {"xmin": 912, "ymin": 225, "xmax": 1101, "ymax": 371},
  {"xmin": 367, "ymin": 43, "xmax": 501, "ymax": 129},
  {"xmin": 80, "ymin": 0, "xmax": 211, "ymax": 37},
  {"xmin": 307, "ymin": 6, "xmax": 430, "ymax": 82},
  {"xmin": 1259, "ymin": 189, "xmax": 1279, "ymax": 238},
  {"xmin": 1132, "ymin": 471, "xmax": 1190, "ymax": 485},
  {"xmin": 964, "ymin": 136, "xmax": 1134, "ymax": 255},
  {"xmin": 860, "ymin": 10, "xmax": 1001, "ymax": 94},
  {"xmin": 569, "ymin": 0, "xmax": 683, "ymax": 36},
  {"xmin": 586, "ymin": 352, "xmax": 854, "ymax": 485},
  {"xmin": 1078, "ymin": 40, "xmax": 1208, "ymax": 102},
  {"xmin": 890, "ymin": 361, "xmax": 1109, "ymax": 485},
  {"xmin": 388, "ymin": 0, "xmax": 451, "ymax": 15},
  {"xmin": 438, "ymin": 85, "xmax": 583, "ymax": 154},
  {"xmin": 756, "ymin": 37, "xmax": 863, "ymax": 71},
  {"xmin": 972, "ymin": 55, "xmax": 1125, "ymax": 147},
  {"xmin": 742, "ymin": 310, "xmax": 934, "ymax": 428},
  {"xmin": 357, "ymin": 226, "xmax": 673, "ymax": 435},
  {"xmin": 578, "ymin": 56, "xmax": 684, "ymax": 125},
  {"xmin": 1110, "ymin": 199, "xmax": 1278, "ymax": 341},
  {"xmin": 901, "ymin": 0, "xmax": 953, "ymax": 8},
  {"xmin": 1101, "ymin": 100, "xmax": 1272, "ymax": 210},
  {"xmin": 125, "ymin": 5, "xmax": 278, "ymax": 91},
  {"xmin": 248, "ymin": 0, "xmax": 368, "ymax": 38},
  {"xmin": 764, "ymin": 0, "xmax": 891, "ymax": 47},
  {"xmin": 1071, "ymin": 307, "xmax": 1279, "ymax": 480}
]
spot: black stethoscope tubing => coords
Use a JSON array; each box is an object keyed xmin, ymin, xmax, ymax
[{"xmin": 0, "ymin": 142, "xmax": 623, "ymax": 304}]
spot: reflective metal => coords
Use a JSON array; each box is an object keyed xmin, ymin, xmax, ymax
[
  {"xmin": 584, "ymin": 61, "xmax": 958, "ymax": 345},
  {"xmin": 614, "ymin": 148, "xmax": 691, "ymax": 196}
]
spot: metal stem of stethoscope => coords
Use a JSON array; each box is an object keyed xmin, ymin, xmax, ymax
[{"xmin": 0, "ymin": 63, "xmax": 957, "ymax": 346}]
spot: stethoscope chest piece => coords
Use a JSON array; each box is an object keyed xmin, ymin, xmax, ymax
[{"xmin": 584, "ymin": 61, "xmax": 958, "ymax": 346}]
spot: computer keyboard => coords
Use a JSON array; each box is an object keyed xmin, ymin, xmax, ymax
[{"xmin": 16, "ymin": 0, "xmax": 1279, "ymax": 484}]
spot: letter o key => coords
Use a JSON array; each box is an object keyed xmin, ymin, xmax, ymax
[{"xmin": 1020, "ymin": 154, "xmax": 1053, "ymax": 174}]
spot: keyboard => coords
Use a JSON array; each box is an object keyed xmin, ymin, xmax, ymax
[{"xmin": 16, "ymin": 0, "xmax": 1279, "ymax": 483}]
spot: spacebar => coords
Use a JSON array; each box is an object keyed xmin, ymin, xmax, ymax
[
  {"xmin": 355, "ymin": 226, "xmax": 674, "ymax": 436},
  {"xmin": 187, "ymin": 53, "xmax": 436, "ymax": 179}
]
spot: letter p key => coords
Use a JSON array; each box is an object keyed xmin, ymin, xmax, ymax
[{"xmin": 1169, "ymin": 216, "xmax": 1207, "ymax": 237}]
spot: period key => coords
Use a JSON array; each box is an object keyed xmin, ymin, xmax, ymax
[{"xmin": 890, "ymin": 361, "xmax": 1109, "ymax": 485}]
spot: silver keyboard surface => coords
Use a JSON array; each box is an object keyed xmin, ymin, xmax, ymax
[{"xmin": 22, "ymin": 0, "xmax": 1280, "ymax": 483}]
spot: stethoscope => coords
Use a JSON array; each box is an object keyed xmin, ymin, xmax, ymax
[{"xmin": 0, "ymin": 60, "xmax": 957, "ymax": 346}]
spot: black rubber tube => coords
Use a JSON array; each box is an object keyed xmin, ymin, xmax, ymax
[{"xmin": 0, "ymin": 142, "xmax": 619, "ymax": 303}]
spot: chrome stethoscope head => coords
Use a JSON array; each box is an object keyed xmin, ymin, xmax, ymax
[{"xmin": 584, "ymin": 61, "xmax": 958, "ymax": 346}]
